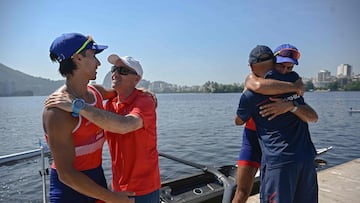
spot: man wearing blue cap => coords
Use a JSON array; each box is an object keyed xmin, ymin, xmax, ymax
[
  {"xmin": 234, "ymin": 45, "xmax": 318, "ymax": 203},
  {"xmin": 232, "ymin": 44, "xmax": 318, "ymax": 203},
  {"xmin": 43, "ymin": 33, "xmax": 134, "ymax": 203}
]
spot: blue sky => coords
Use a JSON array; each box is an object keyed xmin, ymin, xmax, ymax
[{"xmin": 1, "ymin": 0, "xmax": 359, "ymax": 86}]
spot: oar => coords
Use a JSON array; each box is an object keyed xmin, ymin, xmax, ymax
[{"xmin": 159, "ymin": 152, "xmax": 236, "ymax": 203}]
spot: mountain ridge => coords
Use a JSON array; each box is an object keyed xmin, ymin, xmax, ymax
[{"xmin": 0, "ymin": 63, "xmax": 64, "ymax": 96}]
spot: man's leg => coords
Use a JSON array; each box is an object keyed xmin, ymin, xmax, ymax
[{"xmin": 232, "ymin": 165, "xmax": 258, "ymax": 203}]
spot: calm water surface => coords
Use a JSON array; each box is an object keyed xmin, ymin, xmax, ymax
[{"xmin": 1, "ymin": 92, "xmax": 360, "ymax": 202}]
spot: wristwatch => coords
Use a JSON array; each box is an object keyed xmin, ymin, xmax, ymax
[
  {"xmin": 72, "ymin": 98, "xmax": 86, "ymax": 117},
  {"xmin": 291, "ymin": 100, "xmax": 299, "ymax": 113}
]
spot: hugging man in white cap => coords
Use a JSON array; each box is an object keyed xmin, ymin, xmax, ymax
[{"xmin": 104, "ymin": 54, "xmax": 161, "ymax": 202}]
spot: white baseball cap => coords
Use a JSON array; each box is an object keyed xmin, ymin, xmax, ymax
[{"xmin": 108, "ymin": 54, "xmax": 143, "ymax": 77}]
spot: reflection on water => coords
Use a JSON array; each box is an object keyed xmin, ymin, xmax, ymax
[{"xmin": 1, "ymin": 92, "xmax": 360, "ymax": 202}]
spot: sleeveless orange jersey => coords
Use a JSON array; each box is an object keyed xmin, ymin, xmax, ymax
[{"xmin": 47, "ymin": 85, "xmax": 105, "ymax": 171}]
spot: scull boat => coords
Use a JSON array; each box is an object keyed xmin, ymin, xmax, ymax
[
  {"xmin": 0, "ymin": 146, "xmax": 332, "ymax": 203},
  {"xmin": 159, "ymin": 146, "xmax": 333, "ymax": 203}
]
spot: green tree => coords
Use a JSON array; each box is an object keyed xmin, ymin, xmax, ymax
[
  {"xmin": 304, "ymin": 81, "xmax": 315, "ymax": 91},
  {"xmin": 344, "ymin": 81, "xmax": 360, "ymax": 91},
  {"xmin": 327, "ymin": 81, "xmax": 339, "ymax": 91}
]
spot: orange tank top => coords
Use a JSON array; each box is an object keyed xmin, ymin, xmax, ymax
[{"xmin": 48, "ymin": 85, "xmax": 105, "ymax": 171}]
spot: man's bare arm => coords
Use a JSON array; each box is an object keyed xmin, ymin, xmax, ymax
[
  {"xmin": 92, "ymin": 84, "xmax": 117, "ymax": 100},
  {"xmin": 44, "ymin": 92, "xmax": 146, "ymax": 134},
  {"xmin": 292, "ymin": 103, "xmax": 318, "ymax": 123},
  {"xmin": 235, "ymin": 115, "xmax": 245, "ymax": 125},
  {"xmin": 245, "ymin": 73, "xmax": 304, "ymax": 96},
  {"xmin": 259, "ymin": 98, "xmax": 318, "ymax": 123},
  {"xmin": 80, "ymin": 105, "xmax": 144, "ymax": 134}
]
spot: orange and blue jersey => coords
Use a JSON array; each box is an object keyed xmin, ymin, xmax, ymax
[{"xmin": 105, "ymin": 89, "xmax": 161, "ymax": 196}]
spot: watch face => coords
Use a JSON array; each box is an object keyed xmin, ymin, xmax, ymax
[
  {"xmin": 72, "ymin": 99, "xmax": 85, "ymax": 117},
  {"xmin": 74, "ymin": 99, "xmax": 85, "ymax": 109}
]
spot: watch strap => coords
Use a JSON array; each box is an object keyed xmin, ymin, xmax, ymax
[
  {"xmin": 72, "ymin": 98, "xmax": 85, "ymax": 117},
  {"xmin": 291, "ymin": 100, "xmax": 299, "ymax": 113}
]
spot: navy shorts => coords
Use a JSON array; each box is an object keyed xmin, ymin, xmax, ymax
[
  {"xmin": 238, "ymin": 128, "xmax": 261, "ymax": 166},
  {"xmin": 49, "ymin": 165, "xmax": 107, "ymax": 203},
  {"xmin": 260, "ymin": 159, "xmax": 318, "ymax": 203}
]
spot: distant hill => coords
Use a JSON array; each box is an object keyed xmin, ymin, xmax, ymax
[
  {"xmin": 0, "ymin": 63, "xmax": 64, "ymax": 96},
  {"xmin": 0, "ymin": 63, "xmax": 182, "ymax": 96},
  {"xmin": 1, "ymin": 63, "xmax": 240, "ymax": 96}
]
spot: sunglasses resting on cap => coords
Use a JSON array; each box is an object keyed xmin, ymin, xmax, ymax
[{"xmin": 274, "ymin": 48, "xmax": 301, "ymax": 60}]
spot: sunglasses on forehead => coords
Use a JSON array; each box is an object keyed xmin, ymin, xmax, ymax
[
  {"xmin": 71, "ymin": 36, "xmax": 94, "ymax": 58},
  {"xmin": 274, "ymin": 48, "xmax": 301, "ymax": 60},
  {"xmin": 111, "ymin": 66, "xmax": 138, "ymax": 75}
]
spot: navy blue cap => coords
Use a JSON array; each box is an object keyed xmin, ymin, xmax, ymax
[
  {"xmin": 273, "ymin": 44, "xmax": 300, "ymax": 65},
  {"xmin": 49, "ymin": 33, "xmax": 108, "ymax": 62},
  {"xmin": 248, "ymin": 45, "xmax": 274, "ymax": 64}
]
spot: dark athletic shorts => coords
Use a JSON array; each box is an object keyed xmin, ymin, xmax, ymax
[
  {"xmin": 49, "ymin": 165, "xmax": 107, "ymax": 203},
  {"xmin": 260, "ymin": 159, "xmax": 318, "ymax": 203}
]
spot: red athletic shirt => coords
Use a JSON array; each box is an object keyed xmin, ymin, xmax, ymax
[{"xmin": 104, "ymin": 89, "xmax": 161, "ymax": 196}]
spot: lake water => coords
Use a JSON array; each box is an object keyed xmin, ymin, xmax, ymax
[{"xmin": 1, "ymin": 92, "xmax": 360, "ymax": 202}]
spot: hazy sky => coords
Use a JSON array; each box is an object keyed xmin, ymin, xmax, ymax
[{"xmin": 1, "ymin": 0, "xmax": 359, "ymax": 86}]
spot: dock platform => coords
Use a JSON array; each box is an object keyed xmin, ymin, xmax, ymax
[{"xmin": 246, "ymin": 158, "xmax": 360, "ymax": 203}]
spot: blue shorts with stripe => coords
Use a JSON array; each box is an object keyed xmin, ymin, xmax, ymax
[
  {"xmin": 238, "ymin": 128, "xmax": 261, "ymax": 168},
  {"xmin": 260, "ymin": 159, "xmax": 318, "ymax": 203}
]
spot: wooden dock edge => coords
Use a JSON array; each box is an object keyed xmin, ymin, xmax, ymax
[{"xmin": 246, "ymin": 158, "xmax": 360, "ymax": 203}]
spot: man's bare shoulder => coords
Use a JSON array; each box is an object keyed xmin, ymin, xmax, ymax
[{"xmin": 43, "ymin": 107, "xmax": 77, "ymax": 132}]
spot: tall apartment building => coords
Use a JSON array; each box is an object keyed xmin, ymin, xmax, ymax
[
  {"xmin": 313, "ymin": 69, "xmax": 333, "ymax": 88},
  {"xmin": 317, "ymin": 70, "xmax": 332, "ymax": 81},
  {"xmin": 337, "ymin": 64, "xmax": 352, "ymax": 78}
]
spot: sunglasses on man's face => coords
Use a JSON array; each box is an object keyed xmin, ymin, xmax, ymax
[
  {"xmin": 274, "ymin": 48, "xmax": 301, "ymax": 60},
  {"xmin": 111, "ymin": 66, "xmax": 137, "ymax": 76}
]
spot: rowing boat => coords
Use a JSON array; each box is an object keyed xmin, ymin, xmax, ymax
[
  {"xmin": 159, "ymin": 146, "xmax": 333, "ymax": 203},
  {"xmin": 0, "ymin": 146, "xmax": 332, "ymax": 203},
  {"xmin": 160, "ymin": 165, "xmax": 243, "ymax": 203},
  {"xmin": 0, "ymin": 145, "xmax": 50, "ymax": 165}
]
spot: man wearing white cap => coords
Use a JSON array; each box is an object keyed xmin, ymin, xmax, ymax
[
  {"xmin": 46, "ymin": 54, "xmax": 160, "ymax": 203},
  {"xmin": 105, "ymin": 54, "xmax": 160, "ymax": 203}
]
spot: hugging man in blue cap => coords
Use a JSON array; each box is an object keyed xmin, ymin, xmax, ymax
[
  {"xmin": 233, "ymin": 44, "xmax": 319, "ymax": 203},
  {"xmin": 43, "ymin": 33, "xmax": 134, "ymax": 203}
]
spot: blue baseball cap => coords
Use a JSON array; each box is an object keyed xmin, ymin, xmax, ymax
[
  {"xmin": 273, "ymin": 44, "xmax": 300, "ymax": 65},
  {"xmin": 248, "ymin": 45, "xmax": 274, "ymax": 64},
  {"xmin": 50, "ymin": 33, "xmax": 108, "ymax": 62}
]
